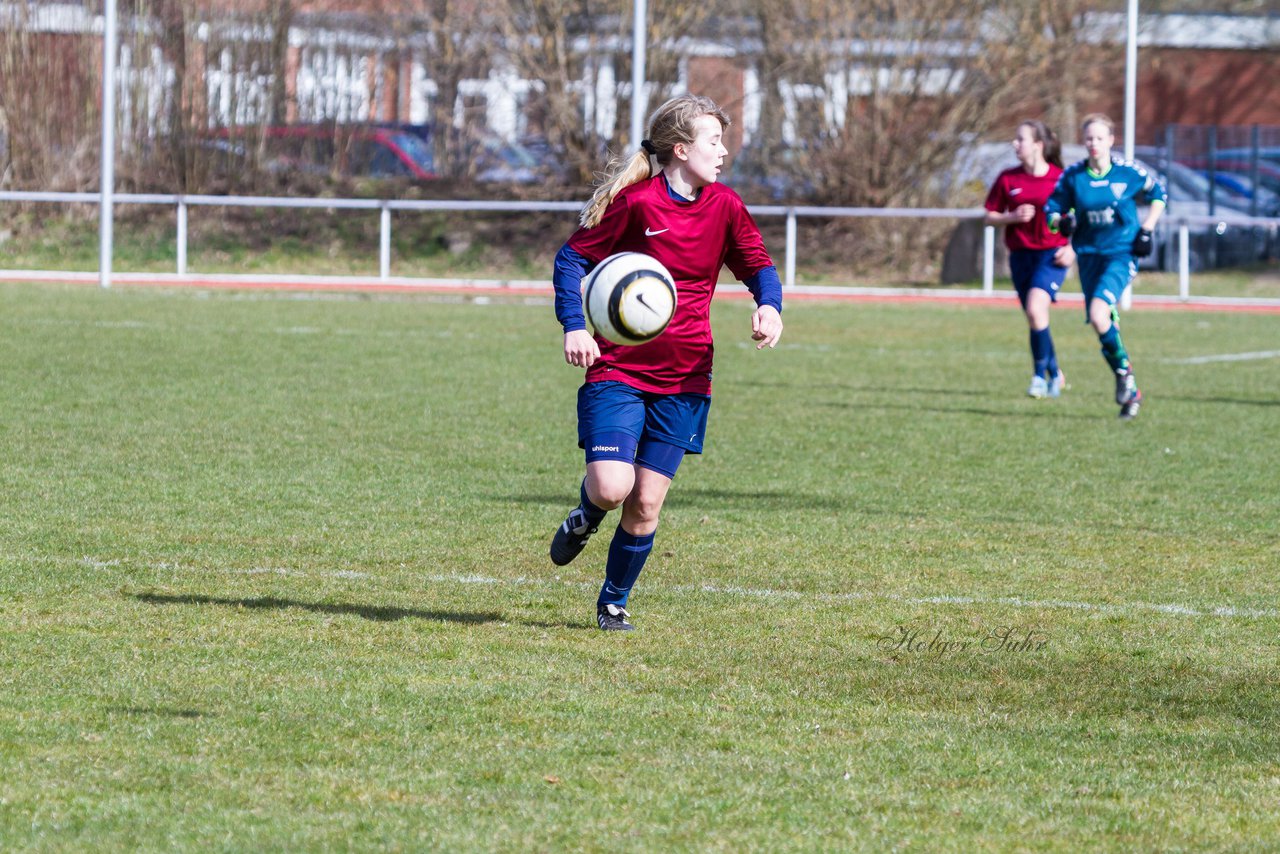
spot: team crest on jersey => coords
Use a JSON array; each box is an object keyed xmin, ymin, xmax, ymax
[{"xmin": 1110, "ymin": 183, "xmax": 1128, "ymax": 200}]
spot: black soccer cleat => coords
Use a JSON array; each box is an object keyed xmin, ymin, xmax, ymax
[
  {"xmin": 549, "ymin": 507, "xmax": 598, "ymax": 566},
  {"xmin": 1114, "ymin": 368, "xmax": 1139, "ymax": 406},
  {"xmin": 1119, "ymin": 388, "xmax": 1143, "ymax": 421},
  {"xmin": 597, "ymin": 603, "xmax": 635, "ymax": 631}
]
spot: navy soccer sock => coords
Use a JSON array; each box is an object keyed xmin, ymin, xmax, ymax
[
  {"xmin": 577, "ymin": 480, "xmax": 608, "ymax": 527},
  {"xmin": 1098, "ymin": 323, "xmax": 1130, "ymax": 373},
  {"xmin": 1044, "ymin": 329, "xmax": 1060, "ymax": 378},
  {"xmin": 597, "ymin": 526, "xmax": 655, "ymax": 608},
  {"xmin": 1029, "ymin": 327, "xmax": 1053, "ymax": 378}
]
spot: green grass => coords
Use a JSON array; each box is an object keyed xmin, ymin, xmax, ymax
[
  {"xmin": 1, "ymin": 282, "xmax": 1277, "ymax": 851},
  {"xmin": 1131, "ymin": 266, "xmax": 1280, "ymax": 299}
]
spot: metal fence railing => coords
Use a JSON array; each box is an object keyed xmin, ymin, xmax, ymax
[{"xmin": 0, "ymin": 191, "xmax": 1277, "ymax": 305}]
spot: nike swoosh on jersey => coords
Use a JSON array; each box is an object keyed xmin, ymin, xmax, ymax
[
  {"xmin": 1009, "ymin": 188, "xmax": 1022, "ymax": 195},
  {"xmin": 644, "ymin": 227, "xmax": 670, "ymax": 236}
]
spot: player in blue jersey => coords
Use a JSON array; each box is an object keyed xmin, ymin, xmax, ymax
[{"xmin": 1045, "ymin": 113, "xmax": 1166, "ymax": 420}]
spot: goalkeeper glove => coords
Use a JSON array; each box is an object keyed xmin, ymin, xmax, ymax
[
  {"xmin": 1132, "ymin": 228, "xmax": 1154, "ymax": 258},
  {"xmin": 1056, "ymin": 211, "xmax": 1077, "ymax": 238}
]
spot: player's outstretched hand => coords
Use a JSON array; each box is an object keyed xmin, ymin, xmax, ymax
[
  {"xmin": 1132, "ymin": 227, "xmax": 1154, "ymax": 258},
  {"xmin": 564, "ymin": 329, "xmax": 600, "ymax": 368},
  {"xmin": 751, "ymin": 304, "xmax": 783, "ymax": 350},
  {"xmin": 1056, "ymin": 211, "xmax": 1077, "ymax": 238}
]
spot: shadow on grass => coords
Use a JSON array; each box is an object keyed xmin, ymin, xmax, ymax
[
  {"xmin": 736, "ymin": 379, "xmax": 1115, "ymax": 418},
  {"xmin": 109, "ymin": 705, "xmax": 210, "ymax": 719},
  {"xmin": 665, "ymin": 487, "xmax": 852, "ymax": 511},
  {"xmin": 744, "ymin": 377, "xmax": 1280, "ymax": 413},
  {"xmin": 1160, "ymin": 395, "xmax": 1279, "ymax": 408},
  {"xmin": 821, "ymin": 400, "xmax": 1103, "ymax": 420},
  {"xmin": 737, "ymin": 379, "xmax": 991, "ymax": 397},
  {"xmin": 132, "ymin": 591, "xmax": 575, "ymax": 629},
  {"xmin": 497, "ymin": 488, "xmax": 853, "ymax": 512}
]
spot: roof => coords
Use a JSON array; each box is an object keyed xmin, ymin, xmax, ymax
[{"xmin": 1081, "ymin": 12, "xmax": 1280, "ymax": 50}]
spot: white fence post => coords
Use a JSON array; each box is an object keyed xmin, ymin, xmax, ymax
[
  {"xmin": 98, "ymin": 0, "xmax": 119, "ymax": 289},
  {"xmin": 982, "ymin": 225, "xmax": 994, "ymax": 295},
  {"xmin": 629, "ymin": 0, "xmax": 648, "ymax": 151},
  {"xmin": 784, "ymin": 209, "xmax": 796, "ymax": 288},
  {"xmin": 1178, "ymin": 224, "xmax": 1190, "ymax": 301},
  {"xmin": 176, "ymin": 198, "xmax": 187, "ymax": 276},
  {"xmin": 379, "ymin": 204, "xmax": 391, "ymax": 280}
]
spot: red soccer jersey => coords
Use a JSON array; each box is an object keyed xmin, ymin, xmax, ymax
[
  {"xmin": 567, "ymin": 175, "xmax": 773, "ymax": 395},
  {"xmin": 984, "ymin": 165, "xmax": 1069, "ymax": 252}
]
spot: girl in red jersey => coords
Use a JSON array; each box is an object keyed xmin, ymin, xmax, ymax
[
  {"xmin": 984, "ymin": 120, "xmax": 1076, "ymax": 398},
  {"xmin": 548, "ymin": 94, "xmax": 784, "ymax": 631}
]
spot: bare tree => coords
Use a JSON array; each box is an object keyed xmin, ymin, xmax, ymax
[
  {"xmin": 722, "ymin": 0, "xmax": 1120, "ymax": 276},
  {"xmin": 492, "ymin": 0, "xmax": 723, "ymax": 186},
  {"xmin": 266, "ymin": 0, "xmax": 293, "ymax": 125},
  {"xmin": 117, "ymin": 0, "xmax": 197, "ymax": 191},
  {"xmin": 489, "ymin": 0, "xmax": 585, "ymax": 183},
  {"xmin": 0, "ymin": 2, "xmax": 99, "ymax": 190}
]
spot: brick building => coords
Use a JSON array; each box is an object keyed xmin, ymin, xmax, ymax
[{"xmin": 2, "ymin": 5, "xmax": 1277, "ymax": 165}]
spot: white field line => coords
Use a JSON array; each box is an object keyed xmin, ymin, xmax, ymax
[
  {"xmin": 17, "ymin": 555, "xmax": 1273, "ymax": 621},
  {"xmin": 690, "ymin": 585, "xmax": 1279, "ymax": 620},
  {"xmin": 1161, "ymin": 349, "xmax": 1280, "ymax": 365}
]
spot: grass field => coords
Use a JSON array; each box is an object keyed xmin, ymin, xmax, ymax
[{"xmin": 1, "ymin": 281, "xmax": 1277, "ymax": 851}]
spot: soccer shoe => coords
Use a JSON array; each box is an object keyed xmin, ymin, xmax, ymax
[
  {"xmin": 1119, "ymin": 388, "xmax": 1143, "ymax": 421},
  {"xmin": 1048, "ymin": 371, "xmax": 1067, "ymax": 398},
  {"xmin": 1114, "ymin": 368, "xmax": 1138, "ymax": 406},
  {"xmin": 549, "ymin": 507, "xmax": 598, "ymax": 566},
  {"xmin": 1026, "ymin": 375, "xmax": 1049, "ymax": 399},
  {"xmin": 597, "ymin": 603, "xmax": 635, "ymax": 631}
]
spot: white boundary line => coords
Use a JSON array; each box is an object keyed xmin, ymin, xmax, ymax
[
  {"xmin": 1161, "ymin": 349, "xmax": 1280, "ymax": 365},
  {"xmin": 23, "ymin": 555, "xmax": 1275, "ymax": 621},
  {"xmin": 678, "ymin": 584, "xmax": 1279, "ymax": 620}
]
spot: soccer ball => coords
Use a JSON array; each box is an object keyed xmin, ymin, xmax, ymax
[{"xmin": 582, "ymin": 252, "xmax": 677, "ymax": 346}]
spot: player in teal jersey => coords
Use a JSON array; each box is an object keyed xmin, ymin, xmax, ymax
[{"xmin": 1045, "ymin": 113, "xmax": 1166, "ymax": 420}]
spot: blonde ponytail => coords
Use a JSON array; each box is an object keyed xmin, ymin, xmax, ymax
[
  {"xmin": 580, "ymin": 149, "xmax": 653, "ymax": 228},
  {"xmin": 579, "ymin": 94, "xmax": 731, "ymax": 228}
]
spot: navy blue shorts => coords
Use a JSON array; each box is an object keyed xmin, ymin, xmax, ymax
[
  {"xmin": 1009, "ymin": 248, "xmax": 1067, "ymax": 309},
  {"xmin": 577, "ymin": 381, "xmax": 711, "ymax": 478}
]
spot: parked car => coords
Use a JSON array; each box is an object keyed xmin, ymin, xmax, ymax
[
  {"xmin": 1204, "ymin": 146, "xmax": 1280, "ymax": 164},
  {"xmin": 1195, "ymin": 170, "xmax": 1280, "ymax": 215},
  {"xmin": 1177, "ymin": 157, "xmax": 1280, "ymax": 200},
  {"xmin": 1133, "ymin": 148, "xmax": 1280, "ymax": 213},
  {"xmin": 726, "ymin": 142, "xmax": 820, "ymax": 201},
  {"xmin": 1129, "ymin": 146, "xmax": 1280, "ymax": 271},
  {"xmin": 207, "ymin": 124, "xmax": 437, "ymax": 180},
  {"xmin": 370, "ymin": 124, "xmax": 568, "ymax": 184},
  {"xmin": 472, "ymin": 136, "xmax": 565, "ymax": 184}
]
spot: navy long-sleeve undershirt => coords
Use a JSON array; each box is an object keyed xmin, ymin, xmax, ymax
[{"xmin": 553, "ymin": 244, "xmax": 783, "ymax": 334}]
